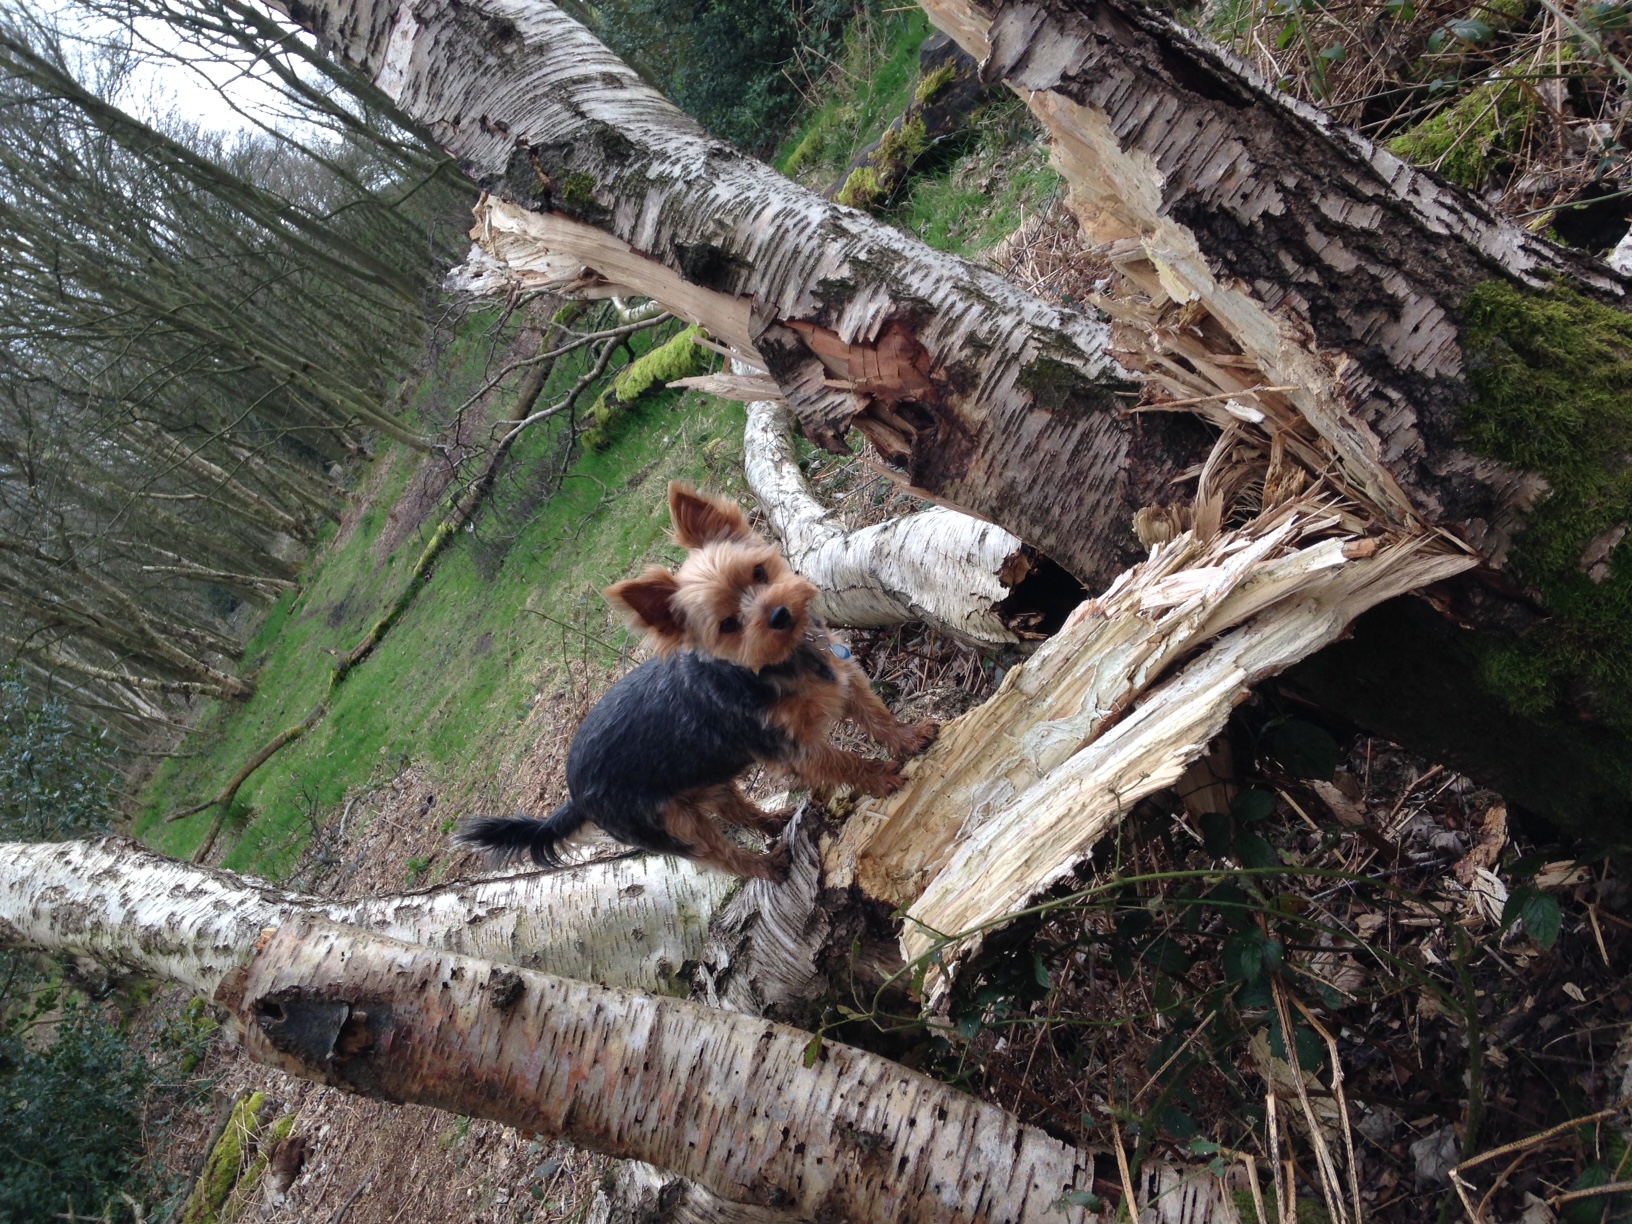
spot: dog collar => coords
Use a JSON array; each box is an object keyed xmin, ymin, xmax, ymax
[{"xmin": 805, "ymin": 614, "xmax": 852, "ymax": 661}]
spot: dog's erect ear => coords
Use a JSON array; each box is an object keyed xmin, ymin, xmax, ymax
[
  {"xmin": 606, "ymin": 568, "xmax": 684, "ymax": 641},
  {"xmin": 669, "ymin": 482, "xmax": 751, "ymax": 548}
]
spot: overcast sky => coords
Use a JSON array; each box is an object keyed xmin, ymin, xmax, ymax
[{"xmin": 49, "ymin": 1, "xmax": 306, "ymax": 134}]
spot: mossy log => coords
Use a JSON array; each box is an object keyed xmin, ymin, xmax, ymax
[
  {"xmin": 916, "ymin": 0, "xmax": 1632, "ymax": 838},
  {"xmin": 828, "ymin": 35, "xmax": 985, "ymax": 211}
]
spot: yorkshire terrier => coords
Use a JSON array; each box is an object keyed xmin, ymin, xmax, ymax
[{"xmin": 455, "ymin": 483, "xmax": 939, "ymax": 881}]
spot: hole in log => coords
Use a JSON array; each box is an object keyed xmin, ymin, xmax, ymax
[{"xmin": 997, "ymin": 550, "xmax": 1088, "ymax": 639}]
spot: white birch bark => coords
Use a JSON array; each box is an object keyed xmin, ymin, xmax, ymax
[
  {"xmin": 742, "ymin": 395, "xmax": 1025, "ymax": 645},
  {"xmin": 1, "ymin": 841, "xmax": 1167, "ymax": 1224},
  {"xmin": 268, "ymin": 0, "xmax": 1160, "ymax": 593},
  {"xmin": 0, "ymin": 836, "xmax": 729, "ymax": 998}
]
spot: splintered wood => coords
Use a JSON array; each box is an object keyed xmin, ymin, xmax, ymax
[{"xmin": 830, "ymin": 505, "xmax": 1473, "ymax": 982}]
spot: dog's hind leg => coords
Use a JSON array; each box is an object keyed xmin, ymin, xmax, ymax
[
  {"xmin": 662, "ymin": 791, "xmax": 790, "ymax": 881},
  {"xmin": 697, "ymin": 782, "xmax": 792, "ymax": 836}
]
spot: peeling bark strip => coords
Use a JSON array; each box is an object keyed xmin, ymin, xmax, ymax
[
  {"xmin": 270, "ymin": 0, "xmax": 1168, "ymax": 590},
  {"xmin": 920, "ymin": 0, "xmax": 1628, "ymax": 563},
  {"xmin": 743, "ymin": 397, "xmax": 1026, "ymax": 645}
]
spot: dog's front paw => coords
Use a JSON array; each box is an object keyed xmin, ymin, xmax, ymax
[
  {"xmin": 895, "ymin": 719, "xmax": 939, "ymax": 757},
  {"xmin": 857, "ymin": 760, "xmax": 905, "ymax": 798}
]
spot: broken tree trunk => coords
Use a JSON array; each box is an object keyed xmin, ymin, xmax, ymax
[
  {"xmin": 270, "ymin": 0, "xmax": 1199, "ymax": 599},
  {"xmin": 912, "ymin": 0, "xmax": 1632, "ymax": 833},
  {"xmin": 392, "ymin": 0, "xmax": 1630, "ymax": 832},
  {"xmin": 0, "ymin": 838, "xmax": 1177, "ymax": 1224},
  {"xmin": 742, "ymin": 395, "xmax": 1028, "ymax": 646}
]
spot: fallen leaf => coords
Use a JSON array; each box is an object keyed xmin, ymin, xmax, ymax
[
  {"xmin": 1310, "ymin": 779, "xmax": 1367, "ymax": 828},
  {"xmin": 1452, "ymin": 803, "xmax": 1507, "ymax": 886}
]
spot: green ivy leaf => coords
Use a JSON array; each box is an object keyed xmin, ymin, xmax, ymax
[
  {"xmin": 1201, "ymin": 811, "xmax": 1235, "ymax": 857},
  {"xmin": 1266, "ymin": 719, "xmax": 1339, "ymax": 780},
  {"xmin": 1427, "ymin": 16, "xmax": 1492, "ymax": 50},
  {"xmin": 803, "ymin": 1033, "xmax": 823, "ymax": 1067},
  {"xmin": 1232, "ymin": 789, "xmax": 1277, "ymax": 824},
  {"xmin": 1318, "ymin": 42, "xmax": 1347, "ymax": 61}
]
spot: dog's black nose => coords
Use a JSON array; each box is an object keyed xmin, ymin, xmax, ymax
[{"xmin": 768, "ymin": 606, "xmax": 793, "ymax": 631}]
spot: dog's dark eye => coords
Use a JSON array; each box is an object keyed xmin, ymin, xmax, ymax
[
  {"xmin": 752, "ymin": 565, "xmax": 768, "ymax": 585},
  {"xmin": 719, "ymin": 616, "xmax": 742, "ymax": 634}
]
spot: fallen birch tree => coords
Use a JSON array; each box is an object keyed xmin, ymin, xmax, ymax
[
  {"xmin": 18, "ymin": 0, "xmax": 1632, "ymax": 1215},
  {"xmin": 740, "ymin": 393, "xmax": 1030, "ymax": 646},
  {"xmin": 0, "ymin": 837, "xmax": 1157, "ymax": 1224},
  {"xmin": 270, "ymin": 0, "xmax": 1631, "ymax": 835}
]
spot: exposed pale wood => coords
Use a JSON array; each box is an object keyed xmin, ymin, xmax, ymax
[
  {"xmin": 821, "ymin": 511, "xmax": 1474, "ymax": 976},
  {"xmin": 743, "ymin": 396, "xmax": 1023, "ymax": 644},
  {"xmin": 919, "ymin": 0, "xmax": 1624, "ymax": 568}
]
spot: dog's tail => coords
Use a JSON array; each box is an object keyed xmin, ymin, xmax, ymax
[{"xmin": 453, "ymin": 802, "xmax": 585, "ymax": 867}]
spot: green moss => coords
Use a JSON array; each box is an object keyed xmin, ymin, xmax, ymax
[
  {"xmin": 1460, "ymin": 279, "xmax": 1632, "ymax": 729},
  {"xmin": 582, "ymin": 325, "xmax": 708, "ymax": 451},
  {"xmin": 782, "ymin": 125, "xmax": 828, "ymax": 177},
  {"xmin": 221, "ymin": 1112, "xmax": 295, "ymax": 1220},
  {"xmin": 551, "ymin": 300, "xmax": 590, "ymax": 328},
  {"xmin": 835, "ymin": 165, "xmax": 884, "ymax": 209},
  {"xmin": 1018, "ymin": 355, "xmax": 1092, "ymax": 411},
  {"xmin": 770, "ymin": 10, "xmax": 932, "ymax": 180},
  {"xmin": 914, "ymin": 62, "xmax": 958, "ymax": 106},
  {"xmin": 875, "ymin": 116, "xmax": 929, "ymax": 165},
  {"xmin": 181, "ymin": 1091, "xmax": 265, "ymax": 1224},
  {"xmin": 1387, "ymin": 80, "xmax": 1533, "ymax": 189},
  {"xmin": 559, "ymin": 172, "xmax": 596, "ymax": 208},
  {"xmin": 1232, "ymin": 1188, "xmax": 1330, "ymax": 1224}
]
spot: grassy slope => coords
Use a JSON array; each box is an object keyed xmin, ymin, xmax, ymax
[
  {"xmin": 135, "ymin": 10, "xmax": 1058, "ymax": 877},
  {"xmin": 775, "ymin": 9, "xmax": 1060, "ymax": 259},
  {"xmin": 135, "ymin": 313, "xmax": 745, "ymax": 878}
]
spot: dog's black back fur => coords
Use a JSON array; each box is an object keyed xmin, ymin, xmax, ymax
[{"xmin": 456, "ymin": 651, "xmax": 793, "ymax": 865}]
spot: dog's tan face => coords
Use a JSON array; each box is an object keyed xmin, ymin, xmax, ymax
[{"xmin": 606, "ymin": 483, "xmax": 819, "ymax": 670}]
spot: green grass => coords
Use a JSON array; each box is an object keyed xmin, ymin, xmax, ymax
[
  {"xmin": 134, "ymin": 315, "xmax": 747, "ymax": 879},
  {"xmin": 774, "ymin": 5, "xmax": 1059, "ymax": 258},
  {"xmin": 774, "ymin": 9, "xmax": 932, "ymax": 183},
  {"xmin": 883, "ymin": 102, "xmax": 1062, "ymax": 256}
]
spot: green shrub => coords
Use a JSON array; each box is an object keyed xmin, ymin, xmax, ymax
[
  {"xmin": 0, "ymin": 671, "xmax": 115, "ymax": 841},
  {"xmin": 0, "ymin": 1004, "xmax": 152, "ymax": 1222}
]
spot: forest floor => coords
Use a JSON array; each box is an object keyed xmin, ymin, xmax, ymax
[{"xmin": 111, "ymin": 10, "xmax": 1632, "ymax": 1224}]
